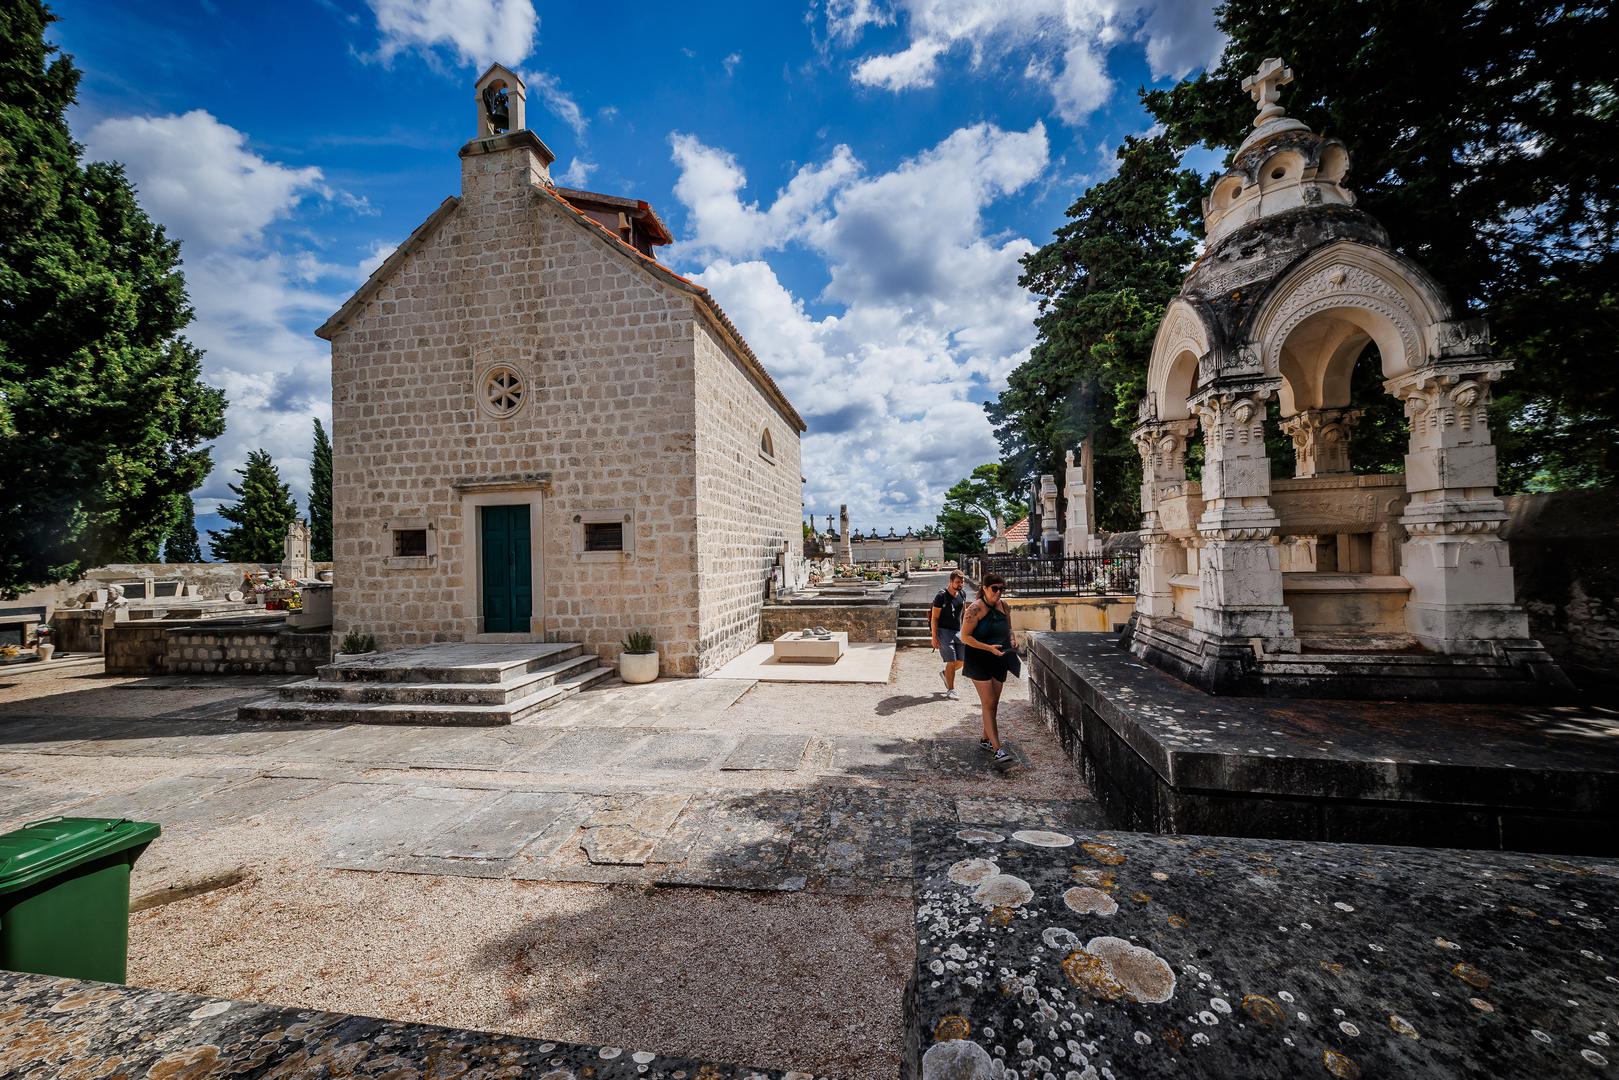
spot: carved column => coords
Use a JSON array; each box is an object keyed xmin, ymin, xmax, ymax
[
  {"xmin": 1192, "ymin": 390, "xmax": 1297, "ymax": 649},
  {"xmin": 1132, "ymin": 419, "xmax": 1199, "ymax": 619},
  {"xmin": 1279, "ymin": 407, "xmax": 1361, "ymax": 478},
  {"xmin": 1391, "ymin": 363, "xmax": 1529, "ymax": 652}
]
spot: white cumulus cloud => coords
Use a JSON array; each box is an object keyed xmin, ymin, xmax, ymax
[
  {"xmin": 672, "ymin": 123, "xmax": 1049, "ymax": 529},
  {"xmin": 833, "ymin": 0, "xmax": 1223, "ymax": 124},
  {"xmin": 83, "ymin": 111, "xmax": 363, "ymax": 521},
  {"xmin": 366, "ymin": 0, "xmax": 538, "ymax": 68}
]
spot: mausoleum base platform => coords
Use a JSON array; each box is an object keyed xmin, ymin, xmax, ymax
[
  {"xmin": 905, "ymin": 818, "xmax": 1619, "ymax": 1080},
  {"xmin": 1128, "ymin": 614, "xmax": 1572, "ymax": 703},
  {"xmin": 1029, "ymin": 632, "xmax": 1619, "ymax": 855},
  {"xmin": 0, "ymin": 969, "xmax": 813, "ymax": 1078}
]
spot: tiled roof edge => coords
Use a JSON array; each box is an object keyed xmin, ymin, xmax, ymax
[
  {"xmin": 316, "ymin": 197, "xmax": 460, "ymax": 341},
  {"xmin": 539, "ymin": 186, "xmax": 806, "ymax": 433}
]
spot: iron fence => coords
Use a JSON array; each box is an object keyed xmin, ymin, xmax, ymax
[{"xmin": 970, "ymin": 552, "xmax": 1139, "ymax": 597}]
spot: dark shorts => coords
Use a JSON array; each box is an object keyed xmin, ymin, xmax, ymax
[
  {"xmin": 937, "ymin": 628, "xmax": 964, "ymax": 663},
  {"xmin": 962, "ymin": 644, "xmax": 1010, "ymax": 683}
]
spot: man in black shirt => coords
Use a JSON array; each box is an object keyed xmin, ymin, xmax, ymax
[{"xmin": 930, "ymin": 570, "xmax": 967, "ymax": 699}]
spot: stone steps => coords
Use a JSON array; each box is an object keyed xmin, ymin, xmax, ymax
[
  {"xmin": 315, "ymin": 642, "xmax": 582, "ymax": 684},
  {"xmin": 237, "ymin": 642, "xmax": 614, "ymax": 726},
  {"xmin": 277, "ymin": 652, "xmax": 602, "ymax": 706},
  {"xmin": 898, "ymin": 603, "xmax": 934, "ymax": 648}
]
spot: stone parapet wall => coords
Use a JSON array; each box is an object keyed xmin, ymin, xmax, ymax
[
  {"xmin": 693, "ymin": 318, "xmax": 804, "ymax": 675},
  {"xmin": 1004, "ymin": 595, "xmax": 1135, "ymax": 635},
  {"xmin": 760, "ymin": 603, "xmax": 896, "ymax": 643},
  {"xmin": 105, "ymin": 619, "xmax": 330, "ymax": 676}
]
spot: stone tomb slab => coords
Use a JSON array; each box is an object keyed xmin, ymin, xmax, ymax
[
  {"xmin": 0, "ymin": 969, "xmax": 813, "ymax": 1079},
  {"xmin": 771, "ymin": 630, "xmax": 848, "ymax": 663},
  {"xmin": 906, "ymin": 820, "xmax": 1619, "ymax": 1080},
  {"xmin": 1029, "ymin": 632, "xmax": 1619, "ymax": 854}
]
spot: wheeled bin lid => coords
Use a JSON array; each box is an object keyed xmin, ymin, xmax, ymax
[{"xmin": 0, "ymin": 817, "xmax": 161, "ymax": 895}]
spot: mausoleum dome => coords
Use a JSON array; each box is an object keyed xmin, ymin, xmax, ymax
[{"xmin": 1200, "ymin": 59, "xmax": 1358, "ymax": 248}]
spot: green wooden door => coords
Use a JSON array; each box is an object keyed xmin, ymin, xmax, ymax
[{"xmin": 480, "ymin": 505, "xmax": 532, "ymax": 633}]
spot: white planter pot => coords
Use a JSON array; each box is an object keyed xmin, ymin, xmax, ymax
[
  {"xmin": 619, "ymin": 651, "xmax": 658, "ymax": 684},
  {"xmin": 35, "ymin": 644, "xmax": 53, "ymax": 662}
]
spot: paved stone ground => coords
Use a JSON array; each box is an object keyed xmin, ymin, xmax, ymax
[{"xmin": 0, "ymin": 648, "xmax": 1093, "ymax": 1078}]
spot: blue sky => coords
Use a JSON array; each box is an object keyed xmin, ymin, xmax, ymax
[{"xmin": 53, "ymin": 0, "xmax": 1225, "ymax": 542}]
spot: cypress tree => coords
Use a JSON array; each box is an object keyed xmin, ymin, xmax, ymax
[
  {"xmin": 162, "ymin": 495, "xmax": 204, "ymax": 563},
  {"xmin": 0, "ymin": 0, "xmax": 227, "ymax": 595},
  {"xmin": 308, "ymin": 418, "xmax": 332, "ymax": 561},
  {"xmin": 208, "ymin": 450, "xmax": 297, "ymax": 563}
]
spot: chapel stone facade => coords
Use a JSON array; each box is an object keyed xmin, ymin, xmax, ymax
[
  {"xmin": 1127, "ymin": 58, "xmax": 1568, "ymax": 699},
  {"xmin": 318, "ymin": 66, "xmax": 805, "ymax": 676}
]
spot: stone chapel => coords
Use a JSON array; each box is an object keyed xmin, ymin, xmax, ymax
[{"xmin": 317, "ymin": 66, "xmax": 805, "ymax": 676}]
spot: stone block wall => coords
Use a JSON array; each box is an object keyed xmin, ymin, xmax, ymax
[
  {"xmin": 106, "ymin": 621, "xmax": 331, "ymax": 676},
  {"xmin": 1502, "ymin": 489, "xmax": 1619, "ymax": 691},
  {"xmin": 759, "ymin": 603, "xmax": 897, "ymax": 643},
  {"xmin": 692, "ymin": 318, "xmax": 804, "ymax": 674},
  {"xmin": 103, "ymin": 623, "xmax": 173, "ymax": 676},
  {"xmin": 329, "ymin": 140, "xmax": 707, "ymax": 673}
]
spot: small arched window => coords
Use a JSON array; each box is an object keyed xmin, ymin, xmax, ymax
[{"xmin": 759, "ymin": 427, "xmax": 776, "ymax": 461}]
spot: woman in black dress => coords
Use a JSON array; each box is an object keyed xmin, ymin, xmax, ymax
[{"xmin": 959, "ymin": 573, "xmax": 1016, "ymax": 766}]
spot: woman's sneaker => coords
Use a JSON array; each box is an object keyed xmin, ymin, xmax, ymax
[
  {"xmin": 979, "ymin": 738, "xmax": 995, "ymax": 753},
  {"xmin": 946, "ymin": 688, "xmax": 959, "ymax": 700},
  {"xmin": 994, "ymin": 747, "xmax": 1013, "ymax": 766}
]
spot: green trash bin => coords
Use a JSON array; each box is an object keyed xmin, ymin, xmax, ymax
[{"xmin": 0, "ymin": 816, "xmax": 160, "ymax": 983}]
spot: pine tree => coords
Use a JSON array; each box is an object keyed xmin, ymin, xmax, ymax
[
  {"xmin": 308, "ymin": 418, "xmax": 332, "ymax": 561},
  {"xmin": 162, "ymin": 495, "xmax": 203, "ymax": 563},
  {"xmin": 1143, "ymin": 0, "xmax": 1618, "ymax": 490},
  {"xmin": 208, "ymin": 450, "xmax": 297, "ymax": 563},
  {"xmin": 0, "ymin": 1, "xmax": 227, "ymax": 596}
]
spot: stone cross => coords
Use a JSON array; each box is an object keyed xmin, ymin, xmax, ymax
[{"xmin": 1242, "ymin": 57, "xmax": 1293, "ymax": 128}]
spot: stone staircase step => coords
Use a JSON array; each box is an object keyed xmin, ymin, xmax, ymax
[
  {"xmin": 316, "ymin": 642, "xmax": 581, "ymax": 684},
  {"xmin": 276, "ymin": 653, "xmax": 601, "ymax": 706},
  {"xmin": 239, "ymin": 665, "xmax": 614, "ymax": 727}
]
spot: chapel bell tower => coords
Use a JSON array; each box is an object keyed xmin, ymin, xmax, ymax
[{"xmin": 474, "ymin": 64, "xmax": 527, "ymax": 138}]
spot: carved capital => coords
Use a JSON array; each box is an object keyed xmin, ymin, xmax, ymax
[{"xmin": 1279, "ymin": 407, "xmax": 1361, "ymax": 477}]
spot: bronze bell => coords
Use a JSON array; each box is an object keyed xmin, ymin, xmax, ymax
[{"xmin": 482, "ymin": 85, "xmax": 510, "ymax": 133}]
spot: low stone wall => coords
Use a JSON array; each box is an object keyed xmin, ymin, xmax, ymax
[
  {"xmin": 759, "ymin": 602, "xmax": 897, "ymax": 643},
  {"xmin": 105, "ymin": 618, "xmax": 331, "ymax": 676},
  {"xmin": 1004, "ymin": 595, "xmax": 1134, "ymax": 634},
  {"xmin": 1502, "ymin": 489, "xmax": 1619, "ymax": 691}
]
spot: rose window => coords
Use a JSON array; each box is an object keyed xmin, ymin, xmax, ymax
[{"xmin": 482, "ymin": 365, "xmax": 524, "ymax": 417}]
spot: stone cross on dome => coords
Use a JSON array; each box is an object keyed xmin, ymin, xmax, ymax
[{"xmin": 1242, "ymin": 57, "xmax": 1294, "ymax": 128}]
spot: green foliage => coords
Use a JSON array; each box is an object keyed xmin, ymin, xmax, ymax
[
  {"xmin": 308, "ymin": 418, "xmax": 332, "ymax": 562},
  {"xmin": 621, "ymin": 630, "xmax": 655, "ymax": 654},
  {"xmin": 161, "ymin": 495, "xmax": 204, "ymax": 563},
  {"xmin": 339, "ymin": 629, "xmax": 376, "ymax": 654},
  {"xmin": 986, "ymin": 136, "xmax": 1200, "ymax": 532},
  {"xmin": 1143, "ymin": 0, "xmax": 1618, "ymax": 491},
  {"xmin": 0, "ymin": 1, "xmax": 227, "ymax": 597},
  {"xmin": 207, "ymin": 449, "xmax": 297, "ymax": 563},
  {"xmin": 936, "ymin": 463, "xmax": 1028, "ymax": 555}
]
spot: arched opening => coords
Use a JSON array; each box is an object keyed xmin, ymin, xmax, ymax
[
  {"xmin": 1269, "ymin": 304, "xmax": 1417, "ymax": 647},
  {"xmin": 759, "ymin": 427, "xmax": 776, "ymax": 460}
]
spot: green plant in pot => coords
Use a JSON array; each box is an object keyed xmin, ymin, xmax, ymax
[
  {"xmin": 619, "ymin": 630, "xmax": 658, "ymax": 684},
  {"xmin": 339, "ymin": 629, "xmax": 377, "ymax": 654}
]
